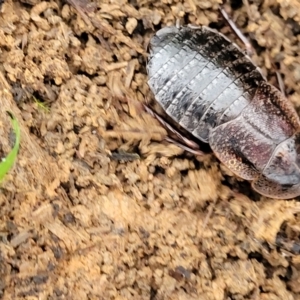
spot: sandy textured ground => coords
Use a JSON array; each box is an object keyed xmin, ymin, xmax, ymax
[{"xmin": 0, "ymin": 0, "xmax": 300, "ymax": 299}]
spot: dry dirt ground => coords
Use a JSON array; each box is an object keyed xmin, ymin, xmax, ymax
[{"xmin": 0, "ymin": 0, "xmax": 300, "ymax": 299}]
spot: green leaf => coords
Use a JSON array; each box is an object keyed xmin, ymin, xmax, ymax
[{"xmin": 0, "ymin": 112, "xmax": 21, "ymax": 181}]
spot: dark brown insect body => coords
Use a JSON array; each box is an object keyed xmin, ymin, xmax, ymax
[{"xmin": 147, "ymin": 25, "xmax": 300, "ymax": 199}]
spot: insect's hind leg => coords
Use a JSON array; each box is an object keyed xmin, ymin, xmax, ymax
[
  {"xmin": 219, "ymin": 5, "xmax": 255, "ymax": 56},
  {"xmin": 143, "ymin": 104, "xmax": 204, "ymax": 156},
  {"xmin": 220, "ymin": 4, "xmax": 286, "ymax": 94}
]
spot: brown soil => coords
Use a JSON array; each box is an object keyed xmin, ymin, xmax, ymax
[{"xmin": 0, "ymin": 0, "xmax": 300, "ymax": 299}]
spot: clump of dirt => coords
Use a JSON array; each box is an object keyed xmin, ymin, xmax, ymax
[{"xmin": 0, "ymin": 0, "xmax": 300, "ymax": 299}]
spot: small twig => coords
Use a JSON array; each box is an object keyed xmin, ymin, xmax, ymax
[
  {"xmin": 199, "ymin": 199, "xmax": 218, "ymax": 238},
  {"xmin": 110, "ymin": 150, "xmax": 140, "ymax": 162},
  {"xmin": 66, "ymin": 0, "xmax": 95, "ymax": 25}
]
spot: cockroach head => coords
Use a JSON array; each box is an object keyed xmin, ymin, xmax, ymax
[{"xmin": 252, "ymin": 132, "xmax": 300, "ymax": 199}]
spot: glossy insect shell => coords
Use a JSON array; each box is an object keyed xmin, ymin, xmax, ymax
[{"xmin": 147, "ymin": 25, "xmax": 300, "ymax": 199}]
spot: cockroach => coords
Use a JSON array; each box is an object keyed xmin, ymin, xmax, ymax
[{"xmin": 146, "ymin": 25, "xmax": 300, "ymax": 199}]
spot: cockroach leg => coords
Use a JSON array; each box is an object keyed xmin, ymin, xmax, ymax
[
  {"xmin": 143, "ymin": 104, "xmax": 204, "ymax": 156},
  {"xmin": 165, "ymin": 137, "xmax": 204, "ymax": 156},
  {"xmin": 275, "ymin": 70, "xmax": 286, "ymax": 96},
  {"xmin": 220, "ymin": 6, "xmax": 287, "ymax": 96},
  {"xmin": 219, "ymin": 6, "xmax": 255, "ymax": 57}
]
